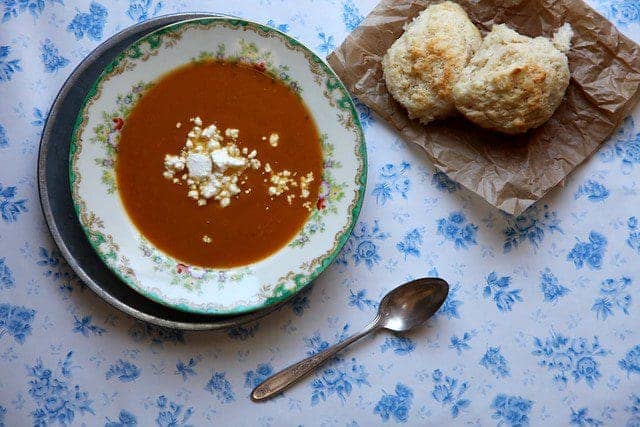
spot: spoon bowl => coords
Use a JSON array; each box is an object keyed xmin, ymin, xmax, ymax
[{"xmin": 378, "ymin": 278, "xmax": 449, "ymax": 332}]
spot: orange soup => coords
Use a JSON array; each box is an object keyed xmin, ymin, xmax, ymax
[{"xmin": 116, "ymin": 61, "xmax": 323, "ymax": 268}]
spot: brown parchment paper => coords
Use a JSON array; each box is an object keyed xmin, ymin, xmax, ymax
[{"xmin": 327, "ymin": 0, "xmax": 640, "ymax": 215}]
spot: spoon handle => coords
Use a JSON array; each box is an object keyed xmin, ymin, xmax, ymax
[{"xmin": 251, "ymin": 321, "xmax": 379, "ymax": 401}]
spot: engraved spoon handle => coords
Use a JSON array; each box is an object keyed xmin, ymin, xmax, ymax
[{"xmin": 251, "ymin": 320, "xmax": 380, "ymax": 401}]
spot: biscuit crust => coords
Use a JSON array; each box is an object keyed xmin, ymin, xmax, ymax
[{"xmin": 382, "ymin": 1, "xmax": 482, "ymax": 125}]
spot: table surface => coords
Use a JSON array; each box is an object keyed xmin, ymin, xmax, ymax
[{"xmin": 1, "ymin": 0, "xmax": 640, "ymax": 426}]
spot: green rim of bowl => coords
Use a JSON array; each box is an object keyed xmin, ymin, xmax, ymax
[{"xmin": 69, "ymin": 16, "xmax": 367, "ymax": 316}]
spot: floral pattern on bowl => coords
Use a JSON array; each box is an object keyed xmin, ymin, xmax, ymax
[{"xmin": 69, "ymin": 17, "xmax": 366, "ymax": 315}]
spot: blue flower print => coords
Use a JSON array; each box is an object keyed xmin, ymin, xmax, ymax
[
  {"xmin": 627, "ymin": 216, "xmax": 640, "ymax": 253},
  {"xmin": 0, "ymin": 45, "xmax": 21, "ymax": 83},
  {"xmin": 480, "ymin": 347, "xmax": 510, "ymax": 378},
  {"xmin": 59, "ymin": 351, "xmax": 77, "ymax": 378},
  {"xmin": 532, "ymin": 332, "xmax": 608, "ymax": 388},
  {"xmin": 310, "ymin": 359, "xmax": 369, "ymax": 406},
  {"xmin": 342, "ymin": 0, "xmax": 363, "ymax": 31},
  {"xmin": 73, "ymin": 315, "xmax": 106, "ymax": 336},
  {"xmin": 396, "ymin": 227, "xmax": 424, "ymax": 259},
  {"xmin": 431, "ymin": 369, "xmax": 470, "ymax": 418},
  {"xmin": 67, "ymin": 2, "xmax": 108, "ymax": 41},
  {"xmin": 316, "ymin": 31, "xmax": 336, "ymax": 55},
  {"xmin": 227, "ymin": 323, "xmax": 259, "ymax": 340},
  {"xmin": 482, "ymin": 272, "xmax": 523, "ymax": 312},
  {"xmin": 380, "ymin": 336, "xmax": 415, "ymax": 355},
  {"xmin": 41, "ymin": 39, "xmax": 69, "ymax": 73},
  {"xmin": 432, "ymin": 171, "xmax": 460, "ymax": 193},
  {"xmin": 574, "ymin": 180, "xmax": 609, "ymax": 202},
  {"xmin": 374, "ymin": 383, "xmax": 413, "ymax": 423},
  {"xmin": 619, "ymin": 344, "xmax": 640, "ymax": 377},
  {"xmin": 599, "ymin": 117, "xmax": 640, "ymax": 172},
  {"xmin": 348, "ymin": 289, "xmax": 378, "ymax": 311},
  {"xmin": 437, "ymin": 212, "xmax": 478, "ymax": 249},
  {"xmin": 0, "ymin": 257, "xmax": 15, "ymax": 289},
  {"xmin": 491, "ymin": 394, "xmax": 533, "ymax": 427},
  {"xmin": 449, "ymin": 331, "xmax": 476, "ymax": 355},
  {"xmin": 27, "ymin": 356, "xmax": 94, "ymax": 425},
  {"xmin": 592, "ymin": 277, "xmax": 632, "ymax": 320},
  {"xmin": 154, "ymin": 396, "xmax": 193, "ymax": 427},
  {"xmin": 437, "ymin": 283, "xmax": 463, "ymax": 319},
  {"xmin": 0, "ymin": 303, "xmax": 35, "ymax": 344},
  {"xmin": 244, "ymin": 363, "xmax": 274, "ymax": 389},
  {"xmin": 1, "ymin": 0, "xmax": 61, "ymax": 21},
  {"xmin": 352, "ymin": 97, "xmax": 374, "ymax": 128},
  {"xmin": 567, "ymin": 231, "xmax": 607, "ymax": 270},
  {"xmin": 175, "ymin": 358, "xmax": 197, "ymax": 381},
  {"xmin": 354, "ymin": 241, "xmax": 378, "ymax": 267},
  {"xmin": 105, "ymin": 359, "xmax": 140, "ymax": 382},
  {"xmin": 502, "ymin": 205, "xmax": 561, "ymax": 252},
  {"xmin": 105, "ymin": 409, "xmax": 137, "ymax": 427},
  {"xmin": 372, "ymin": 162, "xmax": 411, "ymax": 205},
  {"xmin": 0, "ymin": 182, "xmax": 27, "ymax": 223},
  {"xmin": 126, "ymin": 0, "xmax": 163, "ymax": 22},
  {"xmin": 204, "ymin": 372, "xmax": 235, "ymax": 404},
  {"xmin": 307, "ymin": 330, "xmax": 369, "ymax": 406},
  {"xmin": 540, "ymin": 268, "xmax": 569, "ymax": 303},
  {"xmin": 266, "ymin": 19, "xmax": 289, "ymax": 33},
  {"xmin": 626, "ymin": 394, "xmax": 640, "ymax": 427},
  {"xmin": 570, "ymin": 407, "xmax": 603, "ymax": 426},
  {"xmin": 0, "ymin": 124, "xmax": 7, "ymax": 147},
  {"xmin": 290, "ymin": 286, "xmax": 311, "ymax": 316},
  {"xmin": 338, "ymin": 220, "xmax": 389, "ymax": 269},
  {"xmin": 31, "ymin": 107, "xmax": 45, "ymax": 127},
  {"xmin": 0, "ymin": 405, "xmax": 6, "ymax": 426},
  {"xmin": 609, "ymin": 0, "xmax": 640, "ymax": 26}
]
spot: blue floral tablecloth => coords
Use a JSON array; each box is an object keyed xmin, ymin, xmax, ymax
[{"xmin": 1, "ymin": 0, "xmax": 640, "ymax": 426}]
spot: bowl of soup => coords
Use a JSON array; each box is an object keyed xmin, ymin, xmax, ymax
[{"xmin": 70, "ymin": 17, "xmax": 366, "ymax": 315}]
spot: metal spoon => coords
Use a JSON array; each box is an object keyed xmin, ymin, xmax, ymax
[{"xmin": 251, "ymin": 277, "xmax": 449, "ymax": 401}]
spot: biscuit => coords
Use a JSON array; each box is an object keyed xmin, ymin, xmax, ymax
[
  {"xmin": 382, "ymin": 1, "xmax": 482, "ymax": 124},
  {"xmin": 452, "ymin": 23, "xmax": 573, "ymax": 135}
]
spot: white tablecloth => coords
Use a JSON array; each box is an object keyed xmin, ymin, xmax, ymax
[{"xmin": 1, "ymin": 0, "xmax": 639, "ymax": 425}]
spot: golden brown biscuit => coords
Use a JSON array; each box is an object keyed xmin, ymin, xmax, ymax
[
  {"xmin": 382, "ymin": 2, "xmax": 482, "ymax": 124},
  {"xmin": 452, "ymin": 24, "xmax": 573, "ymax": 135}
]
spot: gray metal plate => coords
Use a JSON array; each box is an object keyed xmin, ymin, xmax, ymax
[{"xmin": 37, "ymin": 13, "xmax": 291, "ymax": 330}]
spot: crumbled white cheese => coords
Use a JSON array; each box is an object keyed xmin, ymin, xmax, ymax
[
  {"xmin": 176, "ymin": 122, "xmax": 182, "ymax": 128},
  {"xmin": 202, "ymin": 124, "xmax": 221, "ymax": 141},
  {"xmin": 164, "ymin": 119, "xmax": 313, "ymax": 209},
  {"xmin": 163, "ymin": 119, "xmax": 265, "ymax": 208},
  {"xmin": 211, "ymin": 148, "xmax": 247, "ymax": 172},
  {"xmin": 202, "ymin": 235, "xmax": 212, "ymax": 243},
  {"xmin": 185, "ymin": 153, "xmax": 212, "ymax": 178},
  {"xmin": 225, "ymin": 128, "xmax": 239, "ymax": 139},
  {"xmin": 269, "ymin": 133, "xmax": 279, "ymax": 147},
  {"xmin": 164, "ymin": 155, "xmax": 185, "ymax": 171},
  {"xmin": 268, "ymin": 169, "xmax": 296, "ymax": 196},
  {"xmin": 299, "ymin": 172, "xmax": 314, "ymax": 199}
]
